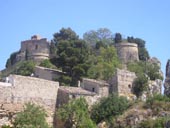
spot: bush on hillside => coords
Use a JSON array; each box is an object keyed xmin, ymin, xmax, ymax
[
  {"xmin": 56, "ymin": 97, "xmax": 96, "ymax": 128},
  {"xmin": 138, "ymin": 117, "xmax": 170, "ymax": 128},
  {"xmin": 13, "ymin": 103, "xmax": 49, "ymax": 128},
  {"xmin": 91, "ymin": 94, "xmax": 129, "ymax": 123},
  {"xmin": 16, "ymin": 61, "xmax": 35, "ymax": 76},
  {"xmin": 133, "ymin": 74, "xmax": 148, "ymax": 97},
  {"xmin": 39, "ymin": 59, "xmax": 56, "ymax": 69}
]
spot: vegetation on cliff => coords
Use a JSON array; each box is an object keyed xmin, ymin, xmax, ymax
[
  {"xmin": 56, "ymin": 97, "xmax": 96, "ymax": 128},
  {"xmin": 13, "ymin": 103, "xmax": 49, "ymax": 128}
]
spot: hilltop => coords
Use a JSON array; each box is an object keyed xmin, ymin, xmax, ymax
[{"xmin": 0, "ymin": 27, "xmax": 168, "ymax": 128}]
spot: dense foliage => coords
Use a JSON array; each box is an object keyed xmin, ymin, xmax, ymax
[
  {"xmin": 56, "ymin": 97, "xmax": 96, "ymax": 128},
  {"xmin": 138, "ymin": 117, "xmax": 170, "ymax": 128},
  {"xmin": 128, "ymin": 61, "xmax": 162, "ymax": 80},
  {"xmin": 127, "ymin": 36, "xmax": 150, "ymax": 61},
  {"xmin": 39, "ymin": 59, "xmax": 56, "ymax": 69},
  {"xmin": 16, "ymin": 61, "xmax": 35, "ymax": 76},
  {"xmin": 133, "ymin": 74, "xmax": 148, "ymax": 97},
  {"xmin": 52, "ymin": 28, "xmax": 91, "ymax": 86},
  {"xmin": 145, "ymin": 94, "xmax": 170, "ymax": 114},
  {"xmin": 51, "ymin": 28, "xmax": 122, "ymax": 86},
  {"xmin": 91, "ymin": 94, "xmax": 129, "ymax": 123},
  {"xmin": 128, "ymin": 61, "xmax": 162, "ymax": 97},
  {"xmin": 88, "ymin": 46, "xmax": 120, "ymax": 80},
  {"xmin": 13, "ymin": 103, "xmax": 49, "ymax": 128},
  {"xmin": 83, "ymin": 28, "xmax": 114, "ymax": 46}
]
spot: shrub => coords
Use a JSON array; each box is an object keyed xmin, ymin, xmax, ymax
[
  {"xmin": 138, "ymin": 117, "xmax": 170, "ymax": 128},
  {"xmin": 16, "ymin": 61, "xmax": 35, "ymax": 76},
  {"xmin": 39, "ymin": 59, "xmax": 56, "ymax": 69},
  {"xmin": 133, "ymin": 74, "xmax": 148, "ymax": 97},
  {"xmin": 56, "ymin": 97, "xmax": 96, "ymax": 128},
  {"xmin": 91, "ymin": 94, "xmax": 129, "ymax": 123},
  {"xmin": 145, "ymin": 94, "xmax": 170, "ymax": 114},
  {"xmin": 13, "ymin": 103, "xmax": 49, "ymax": 128}
]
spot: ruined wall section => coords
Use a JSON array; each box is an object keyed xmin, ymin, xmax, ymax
[
  {"xmin": 0, "ymin": 75, "xmax": 59, "ymax": 110},
  {"xmin": 115, "ymin": 42, "xmax": 139, "ymax": 64},
  {"xmin": 82, "ymin": 78, "xmax": 109, "ymax": 97},
  {"xmin": 108, "ymin": 69, "xmax": 136, "ymax": 99},
  {"xmin": 0, "ymin": 75, "xmax": 59, "ymax": 126},
  {"xmin": 11, "ymin": 75, "xmax": 59, "ymax": 110}
]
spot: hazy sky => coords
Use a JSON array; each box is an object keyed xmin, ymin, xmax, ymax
[{"xmin": 0, "ymin": 0, "xmax": 170, "ymax": 79}]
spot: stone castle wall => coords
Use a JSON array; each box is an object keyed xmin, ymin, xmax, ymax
[
  {"xmin": 82, "ymin": 78, "xmax": 109, "ymax": 97},
  {"xmin": 35, "ymin": 66, "xmax": 65, "ymax": 81},
  {"xmin": 0, "ymin": 75, "xmax": 59, "ymax": 126},
  {"xmin": 115, "ymin": 42, "xmax": 139, "ymax": 63},
  {"xmin": 16, "ymin": 35, "xmax": 50, "ymax": 63},
  {"xmin": 108, "ymin": 69, "xmax": 137, "ymax": 99}
]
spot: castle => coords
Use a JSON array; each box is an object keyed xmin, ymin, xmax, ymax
[
  {"xmin": 0, "ymin": 35, "xmax": 163, "ymax": 127},
  {"xmin": 13, "ymin": 35, "xmax": 50, "ymax": 64}
]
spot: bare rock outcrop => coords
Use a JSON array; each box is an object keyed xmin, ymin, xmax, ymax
[{"xmin": 164, "ymin": 60, "xmax": 170, "ymax": 96}]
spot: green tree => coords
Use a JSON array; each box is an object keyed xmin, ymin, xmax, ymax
[
  {"xmin": 52, "ymin": 28, "xmax": 90, "ymax": 86},
  {"xmin": 13, "ymin": 103, "xmax": 49, "ymax": 128},
  {"xmin": 133, "ymin": 74, "xmax": 148, "ymax": 97},
  {"xmin": 88, "ymin": 46, "xmax": 120, "ymax": 80},
  {"xmin": 91, "ymin": 94, "xmax": 129, "ymax": 123},
  {"xmin": 127, "ymin": 61, "xmax": 162, "ymax": 81},
  {"xmin": 53, "ymin": 27, "xmax": 78, "ymax": 44},
  {"xmin": 16, "ymin": 61, "xmax": 35, "ymax": 76},
  {"xmin": 127, "ymin": 37, "xmax": 150, "ymax": 61},
  {"xmin": 114, "ymin": 33, "xmax": 122, "ymax": 43},
  {"xmin": 57, "ymin": 97, "xmax": 96, "ymax": 128},
  {"xmin": 127, "ymin": 61, "xmax": 162, "ymax": 97},
  {"xmin": 83, "ymin": 28, "xmax": 114, "ymax": 46}
]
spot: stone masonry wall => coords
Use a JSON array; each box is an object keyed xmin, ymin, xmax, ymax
[
  {"xmin": 0, "ymin": 75, "xmax": 59, "ymax": 126},
  {"xmin": 82, "ymin": 78, "xmax": 109, "ymax": 97},
  {"xmin": 19, "ymin": 36, "xmax": 50, "ymax": 63},
  {"xmin": 108, "ymin": 69, "xmax": 136, "ymax": 99},
  {"xmin": 115, "ymin": 42, "xmax": 139, "ymax": 64}
]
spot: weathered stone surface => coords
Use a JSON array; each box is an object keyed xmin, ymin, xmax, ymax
[
  {"xmin": 164, "ymin": 60, "xmax": 170, "ymax": 96},
  {"xmin": 0, "ymin": 75, "xmax": 59, "ymax": 126},
  {"xmin": 108, "ymin": 68, "xmax": 137, "ymax": 100},
  {"xmin": 115, "ymin": 42, "xmax": 139, "ymax": 64},
  {"xmin": 82, "ymin": 78, "xmax": 109, "ymax": 97},
  {"xmin": 141, "ymin": 79, "xmax": 162, "ymax": 101},
  {"xmin": 16, "ymin": 35, "xmax": 50, "ymax": 63},
  {"xmin": 35, "ymin": 66, "xmax": 65, "ymax": 81}
]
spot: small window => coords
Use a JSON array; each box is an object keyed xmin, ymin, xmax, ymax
[
  {"xmin": 128, "ymin": 84, "xmax": 131, "ymax": 88},
  {"xmin": 72, "ymin": 95, "xmax": 76, "ymax": 99},
  {"xmin": 35, "ymin": 45, "xmax": 38, "ymax": 50},
  {"xmin": 92, "ymin": 88, "xmax": 95, "ymax": 92}
]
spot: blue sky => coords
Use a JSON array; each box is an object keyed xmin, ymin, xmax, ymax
[{"xmin": 0, "ymin": 0, "xmax": 170, "ymax": 79}]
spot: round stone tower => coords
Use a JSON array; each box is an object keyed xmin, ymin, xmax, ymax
[
  {"xmin": 20, "ymin": 35, "xmax": 50, "ymax": 63},
  {"xmin": 115, "ymin": 42, "xmax": 139, "ymax": 63}
]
